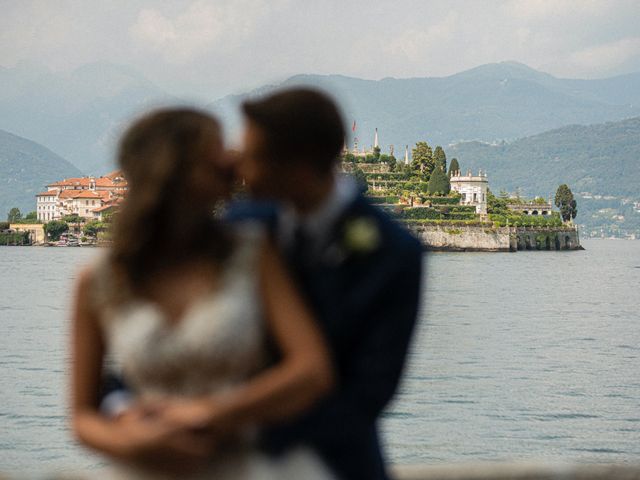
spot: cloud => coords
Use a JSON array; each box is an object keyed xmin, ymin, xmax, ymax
[
  {"xmin": 383, "ymin": 12, "xmax": 459, "ymax": 64},
  {"xmin": 1, "ymin": 0, "xmax": 640, "ymax": 98},
  {"xmin": 503, "ymin": 0, "xmax": 607, "ymax": 21},
  {"xmin": 569, "ymin": 37, "xmax": 640, "ymax": 72},
  {"xmin": 129, "ymin": 0, "xmax": 274, "ymax": 64}
]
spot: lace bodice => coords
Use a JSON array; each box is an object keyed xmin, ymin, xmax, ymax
[{"xmin": 99, "ymin": 227, "xmax": 267, "ymax": 398}]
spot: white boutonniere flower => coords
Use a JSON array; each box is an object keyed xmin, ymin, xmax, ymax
[{"xmin": 343, "ymin": 217, "xmax": 381, "ymax": 254}]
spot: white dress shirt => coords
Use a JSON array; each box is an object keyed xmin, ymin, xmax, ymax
[{"xmin": 277, "ymin": 176, "xmax": 359, "ymax": 257}]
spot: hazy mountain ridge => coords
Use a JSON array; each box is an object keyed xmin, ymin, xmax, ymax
[
  {"xmin": 0, "ymin": 62, "xmax": 176, "ymax": 174},
  {"xmin": 2, "ymin": 60, "xmax": 640, "ymax": 198},
  {"xmin": 209, "ymin": 61, "xmax": 640, "ymax": 153},
  {"xmin": 449, "ymin": 116, "xmax": 640, "ymax": 196},
  {"xmin": 0, "ymin": 129, "xmax": 81, "ymax": 217},
  {"xmin": 449, "ymin": 116, "xmax": 640, "ymax": 237}
]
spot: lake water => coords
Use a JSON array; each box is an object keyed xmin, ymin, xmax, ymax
[{"xmin": 1, "ymin": 240, "xmax": 639, "ymax": 475}]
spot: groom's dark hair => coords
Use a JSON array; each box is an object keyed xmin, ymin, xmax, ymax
[{"xmin": 242, "ymin": 87, "xmax": 345, "ymax": 174}]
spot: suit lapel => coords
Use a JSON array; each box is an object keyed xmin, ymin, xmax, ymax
[{"xmin": 292, "ymin": 195, "xmax": 382, "ymax": 335}]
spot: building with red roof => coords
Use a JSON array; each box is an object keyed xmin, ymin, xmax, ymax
[{"xmin": 36, "ymin": 171, "xmax": 128, "ymax": 222}]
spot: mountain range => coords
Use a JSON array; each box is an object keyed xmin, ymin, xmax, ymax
[
  {"xmin": 209, "ymin": 61, "xmax": 640, "ymax": 155},
  {"xmin": 449, "ymin": 116, "xmax": 640, "ymax": 198},
  {"xmin": 0, "ymin": 129, "xmax": 81, "ymax": 217},
  {"xmin": 0, "ymin": 62, "xmax": 175, "ymax": 174},
  {"xmin": 2, "ymin": 61, "xmax": 640, "ymax": 174}
]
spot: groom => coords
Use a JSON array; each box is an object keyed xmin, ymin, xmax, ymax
[{"xmin": 230, "ymin": 88, "xmax": 424, "ymax": 480}]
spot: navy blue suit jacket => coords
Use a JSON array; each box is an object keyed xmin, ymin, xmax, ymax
[{"xmin": 226, "ymin": 194, "xmax": 424, "ymax": 480}]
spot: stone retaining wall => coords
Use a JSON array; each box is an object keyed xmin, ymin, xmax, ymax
[
  {"xmin": 392, "ymin": 463, "xmax": 640, "ymax": 479},
  {"xmin": 407, "ymin": 224, "xmax": 582, "ymax": 252},
  {"xmin": 408, "ymin": 224, "xmax": 515, "ymax": 252},
  {"xmin": 515, "ymin": 227, "xmax": 582, "ymax": 251}
]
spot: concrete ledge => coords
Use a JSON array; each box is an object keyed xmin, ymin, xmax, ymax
[
  {"xmin": 392, "ymin": 463, "xmax": 640, "ymax": 480},
  {"xmin": 4, "ymin": 463, "xmax": 639, "ymax": 479}
]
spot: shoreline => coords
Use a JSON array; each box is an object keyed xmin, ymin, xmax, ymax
[{"xmin": 407, "ymin": 223, "xmax": 584, "ymax": 252}]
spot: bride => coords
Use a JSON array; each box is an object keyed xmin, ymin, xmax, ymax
[{"xmin": 70, "ymin": 109, "xmax": 336, "ymax": 479}]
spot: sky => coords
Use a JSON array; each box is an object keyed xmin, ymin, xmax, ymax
[{"xmin": 2, "ymin": 0, "xmax": 640, "ymax": 100}]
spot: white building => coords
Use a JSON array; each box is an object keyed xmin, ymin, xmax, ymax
[
  {"xmin": 36, "ymin": 191, "xmax": 59, "ymax": 222},
  {"xmin": 450, "ymin": 169, "xmax": 489, "ymax": 215},
  {"xmin": 59, "ymin": 189, "xmax": 112, "ymax": 218}
]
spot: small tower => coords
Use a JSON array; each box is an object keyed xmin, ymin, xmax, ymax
[
  {"xmin": 374, "ymin": 128, "xmax": 379, "ymax": 149},
  {"xmin": 404, "ymin": 145, "xmax": 409, "ymax": 165}
]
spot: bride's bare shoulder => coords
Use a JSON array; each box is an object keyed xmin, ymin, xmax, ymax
[{"xmin": 73, "ymin": 252, "xmax": 116, "ymax": 315}]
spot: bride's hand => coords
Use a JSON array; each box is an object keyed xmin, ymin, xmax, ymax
[
  {"xmin": 115, "ymin": 399, "xmax": 165, "ymax": 422},
  {"xmin": 111, "ymin": 410, "xmax": 215, "ymax": 469},
  {"xmin": 154, "ymin": 397, "xmax": 224, "ymax": 432}
]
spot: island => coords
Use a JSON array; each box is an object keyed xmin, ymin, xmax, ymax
[{"xmin": 341, "ymin": 131, "xmax": 582, "ymax": 252}]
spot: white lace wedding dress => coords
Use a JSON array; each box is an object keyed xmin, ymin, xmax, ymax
[{"xmin": 97, "ymin": 227, "xmax": 334, "ymax": 480}]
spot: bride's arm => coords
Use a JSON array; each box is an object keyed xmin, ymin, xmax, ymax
[
  {"xmin": 164, "ymin": 240, "xmax": 335, "ymax": 431},
  {"xmin": 71, "ymin": 269, "xmax": 123, "ymax": 454},
  {"xmin": 228, "ymin": 239, "xmax": 335, "ymax": 420},
  {"xmin": 70, "ymin": 269, "xmax": 208, "ymax": 463}
]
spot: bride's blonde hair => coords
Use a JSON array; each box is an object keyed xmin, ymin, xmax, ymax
[{"xmin": 102, "ymin": 108, "xmax": 233, "ymax": 306}]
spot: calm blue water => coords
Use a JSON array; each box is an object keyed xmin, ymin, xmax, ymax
[{"xmin": 1, "ymin": 240, "xmax": 639, "ymax": 475}]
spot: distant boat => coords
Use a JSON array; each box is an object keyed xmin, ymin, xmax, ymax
[{"xmin": 56, "ymin": 233, "xmax": 81, "ymax": 247}]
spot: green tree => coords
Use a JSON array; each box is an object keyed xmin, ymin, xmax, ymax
[
  {"xmin": 62, "ymin": 213, "xmax": 82, "ymax": 223},
  {"xmin": 433, "ymin": 146, "xmax": 447, "ymax": 173},
  {"xmin": 427, "ymin": 167, "xmax": 451, "ymax": 195},
  {"xmin": 386, "ymin": 154, "xmax": 397, "ymax": 172},
  {"xmin": 372, "ymin": 146, "xmax": 381, "ymax": 161},
  {"xmin": 25, "ymin": 211, "xmax": 37, "ymax": 222},
  {"xmin": 411, "ymin": 142, "xmax": 434, "ymax": 177},
  {"xmin": 487, "ymin": 189, "xmax": 509, "ymax": 214},
  {"xmin": 7, "ymin": 207, "xmax": 21, "ymax": 223},
  {"xmin": 341, "ymin": 152, "xmax": 356, "ymax": 164},
  {"xmin": 352, "ymin": 167, "xmax": 369, "ymax": 193},
  {"xmin": 102, "ymin": 211, "xmax": 116, "ymax": 223},
  {"xmin": 44, "ymin": 220, "xmax": 69, "ymax": 241},
  {"xmin": 83, "ymin": 220, "xmax": 107, "ymax": 237},
  {"xmin": 0, "ymin": 230, "xmax": 30, "ymax": 245},
  {"xmin": 448, "ymin": 158, "xmax": 460, "ymax": 178},
  {"xmin": 0, "ymin": 221, "xmax": 9, "ymax": 230},
  {"xmin": 555, "ymin": 184, "xmax": 577, "ymax": 222}
]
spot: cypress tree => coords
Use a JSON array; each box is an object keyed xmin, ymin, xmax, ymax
[
  {"xmin": 7, "ymin": 207, "xmax": 21, "ymax": 223},
  {"xmin": 448, "ymin": 158, "xmax": 460, "ymax": 178},
  {"xmin": 554, "ymin": 184, "xmax": 577, "ymax": 222},
  {"xmin": 427, "ymin": 167, "xmax": 451, "ymax": 195},
  {"xmin": 434, "ymin": 146, "xmax": 447, "ymax": 173}
]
